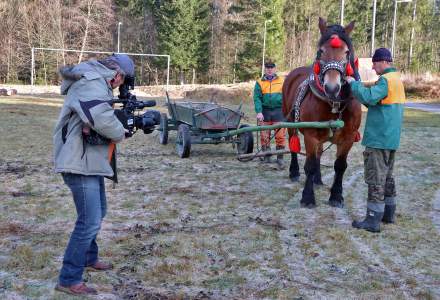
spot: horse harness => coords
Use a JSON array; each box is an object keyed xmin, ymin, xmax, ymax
[
  {"xmin": 291, "ymin": 73, "xmax": 349, "ymax": 124},
  {"xmin": 291, "ymin": 33, "xmax": 359, "ymax": 129}
]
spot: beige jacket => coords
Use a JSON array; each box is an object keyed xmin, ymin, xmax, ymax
[{"xmin": 53, "ymin": 60, "xmax": 125, "ymax": 176}]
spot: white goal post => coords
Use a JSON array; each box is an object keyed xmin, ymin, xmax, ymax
[{"xmin": 30, "ymin": 47, "xmax": 170, "ymax": 93}]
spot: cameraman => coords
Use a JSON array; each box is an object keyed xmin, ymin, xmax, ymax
[{"xmin": 53, "ymin": 54, "xmax": 134, "ymax": 295}]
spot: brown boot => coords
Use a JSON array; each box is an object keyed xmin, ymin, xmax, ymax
[
  {"xmin": 55, "ymin": 282, "xmax": 98, "ymax": 295},
  {"xmin": 86, "ymin": 260, "xmax": 113, "ymax": 271}
]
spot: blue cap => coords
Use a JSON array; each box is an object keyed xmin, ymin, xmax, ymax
[
  {"xmin": 111, "ymin": 54, "xmax": 135, "ymax": 77},
  {"xmin": 372, "ymin": 48, "xmax": 392, "ymax": 62}
]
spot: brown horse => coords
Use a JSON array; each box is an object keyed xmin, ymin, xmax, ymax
[{"xmin": 282, "ymin": 18, "xmax": 362, "ymax": 208}]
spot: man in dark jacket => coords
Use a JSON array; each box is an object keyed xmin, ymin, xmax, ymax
[
  {"xmin": 53, "ymin": 54, "xmax": 134, "ymax": 295},
  {"xmin": 346, "ymin": 48, "xmax": 406, "ymax": 233},
  {"xmin": 254, "ymin": 61, "xmax": 285, "ymax": 167}
]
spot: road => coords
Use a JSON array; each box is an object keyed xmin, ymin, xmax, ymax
[{"xmin": 405, "ymin": 102, "xmax": 440, "ymax": 114}]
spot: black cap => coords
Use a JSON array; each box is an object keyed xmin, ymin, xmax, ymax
[
  {"xmin": 264, "ymin": 62, "xmax": 276, "ymax": 68},
  {"xmin": 372, "ymin": 48, "xmax": 393, "ymax": 63}
]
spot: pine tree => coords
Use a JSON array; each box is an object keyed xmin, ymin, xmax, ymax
[
  {"xmin": 153, "ymin": 0, "xmax": 210, "ymax": 84},
  {"xmin": 224, "ymin": 0, "xmax": 286, "ymax": 81}
]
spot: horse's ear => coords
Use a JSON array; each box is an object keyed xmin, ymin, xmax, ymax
[
  {"xmin": 344, "ymin": 21, "xmax": 355, "ymax": 35},
  {"xmin": 319, "ymin": 17, "xmax": 327, "ymax": 35}
]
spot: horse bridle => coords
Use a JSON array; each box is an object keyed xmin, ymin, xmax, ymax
[
  {"xmin": 309, "ymin": 33, "xmax": 360, "ymax": 116},
  {"xmin": 312, "ymin": 48, "xmax": 354, "ymax": 95},
  {"xmin": 290, "ymin": 33, "xmax": 359, "ymax": 127}
]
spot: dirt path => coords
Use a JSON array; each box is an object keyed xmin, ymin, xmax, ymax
[{"xmin": 405, "ymin": 102, "xmax": 440, "ymax": 114}]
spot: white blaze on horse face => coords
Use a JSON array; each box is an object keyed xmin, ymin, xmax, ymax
[
  {"xmin": 321, "ymin": 42, "xmax": 348, "ymax": 98},
  {"xmin": 323, "ymin": 71, "xmax": 341, "ymax": 98}
]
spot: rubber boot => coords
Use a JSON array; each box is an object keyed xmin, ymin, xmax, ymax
[
  {"xmin": 262, "ymin": 146, "xmax": 272, "ymax": 163},
  {"xmin": 352, "ymin": 208, "xmax": 384, "ymax": 233},
  {"xmin": 276, "ymin": 146, "xmax": 285, "ymax": 169},
  {"xmin": 382, "ymin": 205, "xmax": 396, "ymax": 223}
]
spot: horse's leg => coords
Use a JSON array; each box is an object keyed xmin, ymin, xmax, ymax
[
  {"xmin": 314, "ymin": 144, "xmax": 324, "ymax": 185},
  {"xmin": 301, "ymin": 134, "xmax": 319, "ymax": 208},
  {"xmin": 290, "ymin": 152, "xmax": 300, "ymax": 182},
  {"xmin": 328, "ymin": 142, "xmax": 352, "ymax": 208},
  {"xmin": 288, "ymin": 129, "xmax": 300, "ymax": 182}
]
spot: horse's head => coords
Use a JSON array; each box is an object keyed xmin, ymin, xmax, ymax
[{"xmin": 313, "ymin": 17, "xmax": 356, "ymax": 100}]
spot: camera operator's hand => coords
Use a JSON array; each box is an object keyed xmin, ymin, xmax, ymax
[
  {"xmin": 124, "ymin": 129, "xmax": 133, "ymax": 138},
  {"xmin": 113, "ymin": 129, "xmax": 131, "ymax": 143}
]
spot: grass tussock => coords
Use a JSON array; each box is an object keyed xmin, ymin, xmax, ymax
[{"xmin": 7, "ymin": 245, "xmax": 51, "ymax": 272}]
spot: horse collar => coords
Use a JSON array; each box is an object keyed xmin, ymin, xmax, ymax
[{"xmin": 308, "ymin": 73, "xmax": 349, "ymax": 115}]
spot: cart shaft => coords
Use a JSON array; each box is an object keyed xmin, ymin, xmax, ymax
[{"xmin": 202, "ymin": 120, "xmax": 344, "ymax": 139}]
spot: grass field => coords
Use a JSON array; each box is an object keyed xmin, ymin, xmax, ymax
[{"xmin": 0, "ymin": 95, "xmax": 439, "ymax": 300}]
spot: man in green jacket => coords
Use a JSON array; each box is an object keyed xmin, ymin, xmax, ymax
[
  {"xmin": 346, "ymin": 48, "xmax": 406, "ymax": 233},
  {"xmin": 254, "ymin": 61, "xmax": 285, "ymax": 167},
  {"xmin": 53, "ymin": 54, "xmax": 133, "ymax": 295}
]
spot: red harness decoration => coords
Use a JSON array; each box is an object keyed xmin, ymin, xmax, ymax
[
  {"xmin": 313, "ymin": 72, "xmax": 325, "ymax": 93},
  {"xmin": 345, "ymin": 63, "xmax": 354, "ymax": 76},
  {"xmin": 289, "ymin": 135, "xmax": 301, "ymax": 153},
  {"xmin": 330, "ymin": 36, "xmax": 343, "ymax": 48},
  {"xmin": 313, "ymin": 61, "xmax": 320, "ymax": 75},
  {"xmin": 354, "ymin": 130, "xmax": 361, "ymax": 142}
]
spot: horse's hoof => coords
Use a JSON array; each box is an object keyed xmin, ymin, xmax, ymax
[
  {"xmin": 301, "ymin": 202, "xmax": 317, "ymax": 209},
  {"xmin": 329, "ymin": 194, "xmax": 344, "ymax": 208},
  {"xmin": 290, "ymin": 175, "xmax": 300, "ymax": 182},
  {"xmin": 329, "ymin": 200, "xmax": 344, "ymax": 208}
]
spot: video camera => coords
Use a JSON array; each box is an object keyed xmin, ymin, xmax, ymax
[
  {"xmin": 112, "ymin": 75, "xmax": 161, "ymax": 137},
  {"xmin": 82, "ymin": 75, "xmax": 160, "ymax": 146}
]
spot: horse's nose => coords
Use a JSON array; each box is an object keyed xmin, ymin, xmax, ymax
[{"xmin": 324, "ymin": 83, "xmax": 341, "ymax": 98}]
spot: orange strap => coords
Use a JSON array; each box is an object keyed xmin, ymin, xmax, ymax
[{"xmin": 108, "ymin": 142, "xmax": 115, "ymax": 162}]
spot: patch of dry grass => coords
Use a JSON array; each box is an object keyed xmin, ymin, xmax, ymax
[{"xmin": 402, "ymin": 73, "xmax": 440, "ymax": 102}]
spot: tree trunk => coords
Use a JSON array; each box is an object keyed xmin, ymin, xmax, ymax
[
  {"xmin": 408, "ymin": 0, "xmax": 417, "ymax": 68},
  {"xmin": 6, "ymin": 36, "xmax": 11, "ymax": 83},
  {"xmin": 306, "ymin": 15, "xmax": 311, "ymax": 61},
  {"xmin": 180, "ymin": 69, "xmax": 184, "ymax": 85},
  {"xmin": 78, "ymin": 0, "xmax": 93, "ymax": 64},
  {"xmin": 291, "ymin": 2, "xmax": 297, "ymax": 69},
  {"xmin": 54, "ymin": 0, "xmax": 66, "ymax": 65}
]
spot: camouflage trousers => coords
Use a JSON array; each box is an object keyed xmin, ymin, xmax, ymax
[{"xmin": 363, "ymin": 147, "xmax": 397, "ymax": 212}]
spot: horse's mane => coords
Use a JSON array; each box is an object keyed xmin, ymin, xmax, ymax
[{"xmin": 318, "ymin": 25, "xmax": 354, "ymax": 53}]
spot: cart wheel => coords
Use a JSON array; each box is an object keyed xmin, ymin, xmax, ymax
[
  {"xmin": 176, "ymin": 124, "xmax": 191, "ymax": 158},
  {"xmin": 159, "ymin": 113, "xmax": 169, "ymax": 145},
  {"xmin": 236, "ymin": 124, "xmax": 254, "ymax": 155}
]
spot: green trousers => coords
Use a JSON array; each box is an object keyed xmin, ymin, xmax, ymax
[{"xmin": 363, "ymin": 147, "xmax": 397, "ymax": 212}]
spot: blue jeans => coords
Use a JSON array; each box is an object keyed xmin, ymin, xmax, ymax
[{"xmin": 59, "ymin": 173, "xmax": 107, "ymax": 286}]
